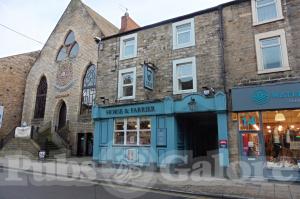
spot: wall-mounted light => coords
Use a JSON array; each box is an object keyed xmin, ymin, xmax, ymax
[
  {"xmin": 202, "ymin": 87, "xmax": 215, "ymax": 97},
  {"xmin": 188, "ymin": 97, "xmax": 197, "ymax": 111}
]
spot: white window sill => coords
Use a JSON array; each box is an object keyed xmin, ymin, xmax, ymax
[
  {"xmin": 118, "ymin": 96, "xmax": 135, "ymax": 100},
  {"xmin": 173, "ymin": 89, "xmax": 197, "ymax": 95},
  {"xmin": 257, "ymin": 67, "xmax": 290, "ymax": 74},
  {"xmin": 253, "ymin": 16, "xmax": 284, "ymax": 26},
  {"xmin": 173, "ymin": 42, "xmax": 195, "ymax": 50}
]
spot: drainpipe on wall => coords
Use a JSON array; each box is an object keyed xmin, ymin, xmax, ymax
[{"xmin": 218, "ymin": 5, "xmax": 227, "ymax": 94}]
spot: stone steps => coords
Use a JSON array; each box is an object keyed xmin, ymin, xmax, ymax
[{"xmin": 0, "ymin": 138, "xmax": 40, "ymax": 159}]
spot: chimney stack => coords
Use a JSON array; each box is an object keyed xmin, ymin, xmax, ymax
[{"xmin": 119, "ymin": 12, "xmax": 140, "ymax": 33}]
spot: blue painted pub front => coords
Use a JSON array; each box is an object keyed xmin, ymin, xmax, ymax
[{"xmin": 92, "ymin": 92, "xmax": 229, "ymax": 168}]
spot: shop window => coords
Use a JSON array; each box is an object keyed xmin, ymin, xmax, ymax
[
  {"xmin": 80, "ymin": 64, "xmax": 96, "ymax": 115},
  {"xmin": 251, "ymin": 0, "xmax": 283, "ymax": 25},
  {"xmin": 56, "ymin": 31, "xmax": 79, "ymax": 61},
  {"xmin": 262, "ymin": 110, "xmax": 300, "ymax": 168},
  {"xmin": 172, "ymin": 18, "xmax": 195, "ymax": 49},
  {"xmin": 239, "ymin": 112, "xmax": 260, "ymax": 131},
  {"xmin": 34, "ymin": 76, "xmax": 47, "ymax": 119},
  {"xmin": 120, "ymin": 33, "xmax": 137, "ymax": 60},
  {"xmin": 255, "ymin": 29, "xmax": 289, "ymax": 74},
  {"xmin": 114, "ymin": 117, "xmax": 151, "ymax": 146},
  {"xmin": 118, "ymin": 67, "xmax": 136, "ymax": 100},
  {"xmin": 173, "ymin": 57, "xmax": 197, "ymax": 94},
  {"xmin": 241, "ymin": 133, "xmax": 260, "ymax": 157}
]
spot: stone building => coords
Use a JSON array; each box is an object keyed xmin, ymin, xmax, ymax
[
  {"xmin": 21, "ymin": 0, "xmax": 118, "ymax": 155},
  {"xmin": 92, "ymin": 0, "xmax": 300, "ymax": 177},
  {"xmin": 225, "ymin": 0, "xmax": 300, "ymax": 178},
  {"xmin": 92, "ymin": 2, "xmax": 231, "ymax": 168},
  {"xmin": 0, "ymin": 51, "xmax": 39, "ymax": 139}
]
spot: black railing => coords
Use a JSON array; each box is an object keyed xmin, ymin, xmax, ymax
[{"xmin": 0, "ymin": 126, "xmax": 17, "ymax": 150}]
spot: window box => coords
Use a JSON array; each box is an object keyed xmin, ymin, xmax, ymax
[
  {"xmin": 118, "ymin": 67, "xmax": 136, "ymax": 100},
  {"xmin": 255, "ymin": 29, "xmax": 290, "ymax": 74},
  {"xmin": 172, "ymin": 18, "xmax": 195, "ymax": 50},
  {"xmin": 173, "ymin": 57, "xmax": 197, "ymax": 94},
  {"xmin": 120, "ymin": 33, "xmax": 137, "ymax": 60},
  {"xmin": 251, "ymin": 0, "xmax": 284, "ymax": 26}
]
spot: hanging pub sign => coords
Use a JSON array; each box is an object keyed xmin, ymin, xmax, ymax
[
  {"xmin": 143, "ymin": 63, "xmax": 154, "ymax": 90},
  {"xmin": 0, "ymin": 106, "xmax": 3, "ymax": 128}
]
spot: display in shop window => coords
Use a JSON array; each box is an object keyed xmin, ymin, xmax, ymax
[{"xmin": 239, "ymin": 112, "xmax": 260, "ymax": 131}]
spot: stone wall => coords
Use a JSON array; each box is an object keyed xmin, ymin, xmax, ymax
[
  {"xmin": 0, "ymin": 51, "xmax": 39, "ymax": 138},
  {"xmin": 97, "ymin": 11, "xmax": 224, "ymax": 104}
]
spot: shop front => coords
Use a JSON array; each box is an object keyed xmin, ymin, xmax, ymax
[
  {"xmin": 232, "ymin": 82, "xmax": 300, "ymax": 180},
  {"xmin": 92, "ymin": 92, "xmax": 229, "ymax": 169}
]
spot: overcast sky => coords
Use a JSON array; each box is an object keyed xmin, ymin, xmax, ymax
[{"xmin": 0, "ymin": 0, "xmax": 231, "ymax": 58}]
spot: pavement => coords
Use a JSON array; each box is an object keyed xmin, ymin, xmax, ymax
[{"xmin": 0, "ymin": 156, "xmax": 300, "ymax": 199}]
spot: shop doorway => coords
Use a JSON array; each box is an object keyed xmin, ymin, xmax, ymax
[
  {"xmin": 177, "ymin": 112, "xmax": 219, "ymax": 165},
  {"xmin": 58, "ymin": 101, "xmax": 67, "ymax": 130},
  {"xmin": 77, "ymin": 133, "xmax": 93, "ymax": 156}
]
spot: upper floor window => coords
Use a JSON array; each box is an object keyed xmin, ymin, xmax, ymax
[
  {"xmin": 118, "ymin": 67, "xmax": 136, "ymax": 100},
  {"xmin": 172, "ymin": 18, "xmax": 195, "ymax": 50},
  {"xmin": 120, "ymin": 33, "xmax": 137, "ymax": 60},
  {"xmin": 173, "ymin": 57, "xmax": 197, "ymax": 94},
  {"xmin": 81, "ymin": 64, "xmax": 96, "ymax": 115},
  {"xmin": 56, "ymin": 31, "xmax": 79, "ymax": 61},
  {"xmin": 251, "ymin": 0, "xmax": 283, "ymax": 25},
  {"xmin": 255, "ymin": 29, "xmax": 289, "ymax": 74}
]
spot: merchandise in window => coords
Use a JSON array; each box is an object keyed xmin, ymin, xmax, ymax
[
  {"xmin": 242, "ymin": 133, "xmax": 260, "ymax": 157},
  {"xmin": 263, "ymin": 110, "xmax": 300, "ymax": 168},
  {"xmin": 239, "ymin": 112, "xmax": 260, "ymax": 131},
  {"xmin": 114, "ymin": 117, "xmax": 151, "ymax": 146}
]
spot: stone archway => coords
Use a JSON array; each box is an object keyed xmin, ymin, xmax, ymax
[{"xmin": 58, "ymin": 101, "xmax": 67, "ymax": 130}]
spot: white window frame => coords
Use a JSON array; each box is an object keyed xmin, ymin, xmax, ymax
[
  {"xmin": 255, "ymin": 29, "xmax": 290, "ymax": 74},
  {"xmin": 173, "ymin": 57, "xmax": 197, "ymax": 94},
  {"xmin": 118, "ymin": 67, "xmax": 136, "ymax": 100},
  {"xmin": 251, "ymin": 0, "xmax": 284, "ymax": 26},
  {"xmin": 120, "ymin": 33, "xmax": 137, "ymax": 60},
  {"xmin": 113, "ymin": 117, "xmax": 151, "ymax": 146},
  {"xmin": 172, "ymin": 18, "xmax": 195, "ymax": 50}
]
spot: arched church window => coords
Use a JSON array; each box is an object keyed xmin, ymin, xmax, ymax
[
  {"xmin": 56, "ymin": 31, "xmax": 79, "ymax": 61},
  {"xmin": 81, "ymin": 65, "xmax": 96, "ymax": 115},
  {"xmin": 34, "ymin": 76, "xmax": 47, "ymax": 119}
]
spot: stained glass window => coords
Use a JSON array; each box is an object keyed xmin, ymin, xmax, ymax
[
  {"xmin": 81, "ymin": 65, "xmax": 96, "ymax": 115},
  {"xmin": 56, "ymin": 31, "xmax": 79, "ymax": 61}
]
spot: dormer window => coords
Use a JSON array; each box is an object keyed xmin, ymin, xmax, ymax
[{"xmin": 56, "ymin": 31, "xmax": 79, "ymax": 61}]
